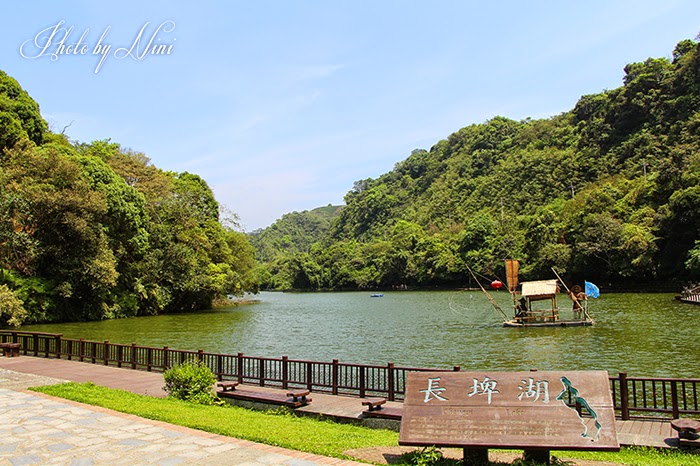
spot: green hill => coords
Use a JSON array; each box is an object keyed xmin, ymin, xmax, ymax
[
  {"xmin": 257, "ymin": 38, "xmax": 700, "ymax": 290},
  {"xmin": 249, "ymin": 205, "xmax": 343, "ymax": 262}
]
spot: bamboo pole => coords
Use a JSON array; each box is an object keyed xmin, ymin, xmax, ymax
[
  {"xmin": 467, "ymin": 264, "xmax": 509, "ymax": 322},
  {"xmin": 551, "ymin": 268, "xmax": 592, "ymax": 321}
]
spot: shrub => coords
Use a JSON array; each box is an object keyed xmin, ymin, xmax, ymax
[
  {"xmin": 0, "ymin": 284, "xmax": 28, "ymax": 327},
  {"xmin": 162, "ymin": 359, "xmax": 220, "ymax": 405},
  {"xmin": 401, "ymin": 446, "xmax": 457, "ymax": 466}
]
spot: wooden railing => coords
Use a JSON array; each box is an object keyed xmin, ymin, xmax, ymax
[
  {"xmin": 609, "ymin": 372, "xmax": 700, "ymax": 420},
  {"xmin": 0, "ymin": 330, "xmax": 456, "ymax": 401},
  {"xmin": 2, "ymin": 330, "xmax": 699, "ymax": 418}
]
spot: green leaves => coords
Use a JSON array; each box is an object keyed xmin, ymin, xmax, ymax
[
  {"xmin": 0, "ymin": 70, "xmax": 46, "ymax": 152},
  {"xmin": 0, "ymin": 73, "xmax": 260, "ymax": 323},
  {"xmin": 162, "ymin": 360, "xmax": 220, "ymax": 405},
  {"xmin": 0, "ymin": 283, "xmax": 27, "ymax": 327}
]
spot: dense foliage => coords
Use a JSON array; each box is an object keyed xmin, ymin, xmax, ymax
[
  {"xmin": 248, "ymin": 205, "xmax": 342, "ymax": 287},
  {"xmin": 0, "ymin": 71, "xmax": 259, "ymax": 326},
  {"xmin": 257, "ymin": 38, "xmax": 700, "ymax": 290},
  {"xmin": 162, "ymin": 360, "xmax": 220, "ymax": 405}
]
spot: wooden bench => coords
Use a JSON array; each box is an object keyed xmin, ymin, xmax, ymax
[
  {"xmin": 286, "ymin": 389, "xmax": 310, "ymax": 403},
  {"xmin": 361, "ymin": 397, "xmax": 403, "ymax": 420},
  {"xmin": 0, "ymin": 342, "xmax": 20, "ymax": 357},
  {"xmin": 362, "ymin": 397, "xmax": 387, "ymax": 411},
  {"xmin": 671, "ymin": 419, "xmax": 700, "ymax": 447},
  {"xmin": 217, "ymin": 387, "xmax": 312, "ymax": 408},
  {"xmin": 216, "ymin": 381, "xmax": 239, "ymax": 392}
]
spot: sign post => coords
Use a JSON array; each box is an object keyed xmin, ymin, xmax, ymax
[{"xmin": 399, "ymin": 371, "xmax": 619, "ymax": 464}]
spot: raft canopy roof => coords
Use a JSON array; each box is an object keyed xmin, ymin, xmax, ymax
[{"xmin": 520, "ymin": 279, "xmax": 559, "ymax": 300}]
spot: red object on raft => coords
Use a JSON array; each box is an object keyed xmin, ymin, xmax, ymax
[{"xmin": 491, "ymin": 280, "xmax": 503, "ymax": 289}]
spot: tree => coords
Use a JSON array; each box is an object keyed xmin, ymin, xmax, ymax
[
  {"xmin": 0, "ymin": 70, "xmax": 46, "ymax": 151},
  {"xmin": 2, "ymin": 141, "xmax": 117, "ymax": 320}
]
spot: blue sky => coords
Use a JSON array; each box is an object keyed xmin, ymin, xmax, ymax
[{"xmin": 2, "ymin": 2, "xmax": 699, "ymax": 231}]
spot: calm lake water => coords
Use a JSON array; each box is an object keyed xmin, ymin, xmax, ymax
[{"xmin": 20, "ymin": 291, "xmax": 699, "ymax": 378}]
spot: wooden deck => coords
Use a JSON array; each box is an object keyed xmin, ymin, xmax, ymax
[
  {"xmin": 615, "ymin": 419, "xmax": 676, "ymax": 448},
  {"xmin": 0, "ymin": 356, "xmax": 680, "ymax": 448}
]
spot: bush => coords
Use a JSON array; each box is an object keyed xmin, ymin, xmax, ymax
[
  {"xmin": 162, "ymin": 359, "xmax": 220, "ymax": 405},
  {"xmin": 401, "ymin": 446, "xmax": 457, "ymax": 466},
  {"xmin": 0, "ymin": 284, "xmax": 28, "ymax": 327}
]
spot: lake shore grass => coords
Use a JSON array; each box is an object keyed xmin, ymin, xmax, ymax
[{"xmin": 30, "ymin": 383, "xmax": 700, "ymax": 465}]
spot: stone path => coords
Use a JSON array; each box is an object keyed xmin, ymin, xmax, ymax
[{"xmin": 0, "ymin": 369, "xmax": 363, "ymax": 466}]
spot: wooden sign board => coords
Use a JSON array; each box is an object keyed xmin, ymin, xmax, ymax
[{"xmin": 399, "ymin": 370, "xmax": 619, "ymax": 451}]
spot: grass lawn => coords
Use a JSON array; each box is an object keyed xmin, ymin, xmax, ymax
[
  {"xmin": 30, "ymin": 383, "xmax": 700, "ymax": 465},
  {"xmin": 31, "ymin": 382, "xmax": 397, "ymax": 459}
]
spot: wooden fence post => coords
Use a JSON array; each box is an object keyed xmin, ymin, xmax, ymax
[
  {"xmin": 79, "ymin": 339, "xmax": 85, "ymax": 362},
  {"xmin": 55, "ymin": 335, "xmax": 62, "ymax": 359},
  {"xmin": 216, "ymin": 354, "xmax": 223, "ymax": 381},
  {"xmin": 282, "ymin": 356, "xmax": 289, "ymax": 390},
  {"xmin": 619, "ymin": 372, "xmax": 630, "ymax": 420},
  {"xmin": 259, "ymin": 358, "xmax": 265, "ymax": 387},
  {"xmin": 146, "ymin": 347, "xmax": 153, "ymax": 371},
  {"xmin": 104, "ymin": 341, "xmax": 110, "ymax": 365},
  {"xmin": 359, "ymin": 366, "xmax": 366, "ymax": 398},
  {"xmin": 131, "ymin": 343, "xmax": 137, "ymax": 370},
  {"xmin": 237, "ymin": 352, "xmax": 244, "ymax": 383},
  {"xmin": 33, "ymin": 333, "xmax": 39, "ymax": 357},
  {"xmin": 163, "ymin": 346, "xmax": 169, "ymax": 371},
  {"xmin": 117, "ymin": 345, "xmax": 123, "ymax": 368},
  {"xmin": 388, "ymin": 362, "xmax": 395, "ymax": 401},
  {"xmin": 332, "ymin": 359, "xmax": 339, "ymax": 395},
  {"xmin": 306, "ymin": 362, "xmax": 313, "ymax": 392},
  {"xmin": 671, "ymin": 381, "xmax": 680, "ymax": 419}
]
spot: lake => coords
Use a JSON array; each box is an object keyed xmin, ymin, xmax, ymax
[{"xmin": 20, "ymin": 291, "xmax": 698, "ymax": 378}]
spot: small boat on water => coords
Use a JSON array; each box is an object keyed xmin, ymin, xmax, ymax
[
  {"xmin": 676, "ymin": 284, "xmax": 700, "ymax": 305},
  {"xmin": 469, "ymin": 260, "xmax": 595, "ymax": 328},
  {"xmin": 503, "ymin": 278, "xmax": 594, "ymax": 327},
  {"xmin": 370, "ymin": 293, "xmax": 384, "ymax": 298}
]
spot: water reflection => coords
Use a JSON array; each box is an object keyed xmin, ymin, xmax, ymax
[{"xmin": 21, "ymin": 291, "xmax": 699, "ymax": 378}]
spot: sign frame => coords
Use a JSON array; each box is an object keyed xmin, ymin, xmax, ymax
[{"xmin": 399, "ymin": 370, "xmax": 619, "ymax": 452}]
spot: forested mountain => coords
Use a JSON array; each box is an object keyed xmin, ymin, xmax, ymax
[
  {"xmin": 0, "ymin": 70, "xmax": 259, "ymax": 326},
  {"xmin": 250, "ymin": 204, "xmax": 342, "ymax": 262},
  {"xmin": 257, "ymin": 38, "xmax": 700, "ymax": 290}
]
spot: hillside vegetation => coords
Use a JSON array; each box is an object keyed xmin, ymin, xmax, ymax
[
  {"xmin": 250, "ymin": 204, "xmax": 342, "ymax": 263},
  {"xmin": 0, "ymin": 70, "xmax": 259, "ymax": 325},
  {"xmin": 256, "ymin": 38, "xmax": 700, "ymax": 290}
]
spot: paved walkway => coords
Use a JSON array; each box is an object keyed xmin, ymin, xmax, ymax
[
  {"xmin": 0, "ymin": 364, "xmax": 364, "ymax": 466},
  {"xmin": 0, "ymin": 356, "xmax": 680, "ymax": 464},
  {"xmin": 0, "ymin": 356, "xmax": 166, "ymax": 397}
]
